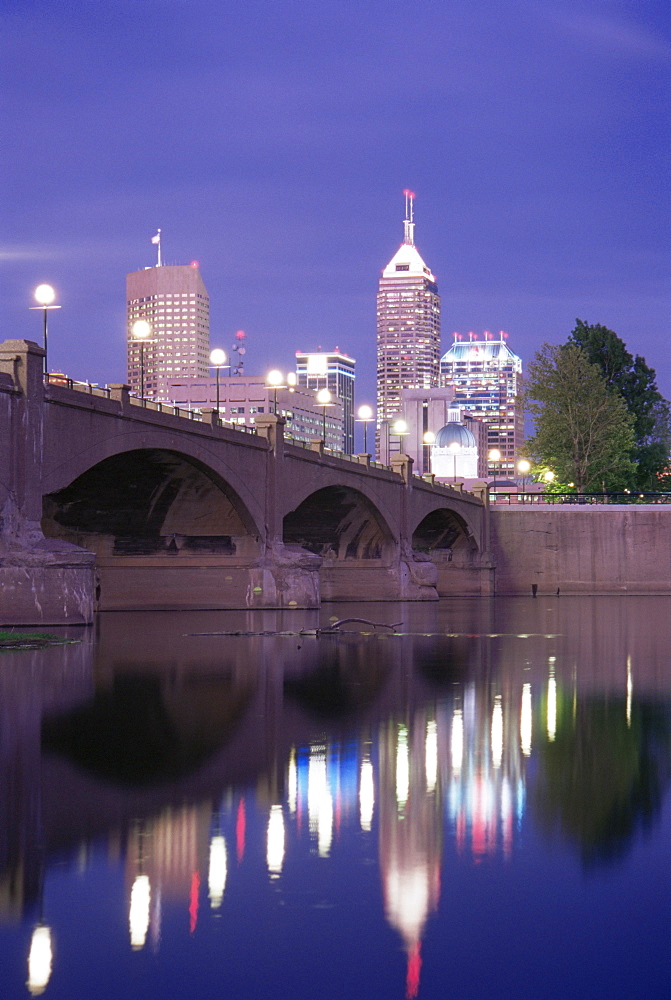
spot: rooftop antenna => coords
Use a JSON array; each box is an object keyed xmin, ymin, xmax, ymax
[
  {"xmin": 402, "ymin": 189, "xmax": 415, "ymax": 246},
  {"xmin": 151, "ymin": 229, "xmax": 162, "ymax": 267}
]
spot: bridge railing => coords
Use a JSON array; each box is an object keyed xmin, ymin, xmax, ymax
[{"xmin": 491, "ymin": 491, "xmax": 671, "ymax": 505}]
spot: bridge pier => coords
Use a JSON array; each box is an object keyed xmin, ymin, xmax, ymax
[{"xmin": 0, "ymin": 340, "xmax": 96, "ymax": 625}]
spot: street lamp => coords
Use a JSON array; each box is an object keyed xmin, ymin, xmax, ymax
[
  {"xmin": 209, "ymin": 348, "xmax": 229, "ymax": 416},
  {"xmin": 356, "ymin": 404, "xmax": 374, "ymax": 454},
  {"xmin": 517, "ymin": 459, "xmax": 531, "ymax": 500},
  {"xmin": 488, "ymin": 448, "xmax": 501, "ymax": 493},
  {"xmin": 30, "ymin": 284, "xmax": 60, "ymax": 377},
  {"xmin": 423, "ymin": 431, "xmax": 436, "ymax": 474},
  {"xmin": 317, "ymin": 388, "xmax": 333, "ymax": 443},
  {"xmin": 448, "ymin": 441, "xmax": 462, "ymax": 483},
  {"xmin": 392, "ymin": 418, "xmax": 409, "ymax": 455},
  {"xmin": 131, "ymin": 320, "xmax": 152, "ymax": 398},
  {"xmin": 266, "ymin": 369, "xmax": 295, "ymax": 412}
]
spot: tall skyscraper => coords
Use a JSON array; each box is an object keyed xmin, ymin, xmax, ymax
[
  {"xmin": 294, "ymin": 350, "xmax": 356, "ymax": 453},
  {"xmin": 439, "ymin": 333, "xmax": 524, "ymax": 477},
  {"xmin": 127, "ymin": 259, "xmax": 210, "ymax": 400},
  {"xmin": 376, "ymin": 191, "xmax": 441, "ymax": 434}
]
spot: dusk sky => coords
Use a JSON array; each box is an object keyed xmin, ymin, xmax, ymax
[{"xmin": 3, "ymin": 0, "xmax": 669, "ymax": 409}]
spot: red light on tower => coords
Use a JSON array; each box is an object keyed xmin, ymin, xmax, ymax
[
  {"xmin": 190, "ymin": 260, "xmax": 200, "ymax": 268},
  {"xmin": 235, "ymin": 329, "xmax": 246, "ymax": 340}
]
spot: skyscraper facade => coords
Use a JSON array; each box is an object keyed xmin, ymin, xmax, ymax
[
  {"xmin": 127, "ymin": 263, "xmax": 210, "ymax": 400},
  {"xmin": 439, "ymin": 334, "xmax": 524, "ymax": 477},
  {"xmin": 295, "ymin": 350, "xmax": 356, "ymax": 453},
  {"xmin": 376, "ymin": 191, "xmax": 441, "ymax": 434}
]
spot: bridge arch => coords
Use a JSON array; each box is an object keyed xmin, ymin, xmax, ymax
[
  {"xmin": 42, "ymin": 448, "xmax": 262, "ymax": 556},
  {"xmin": 283, "ymin": 484, "xmax": 397, "ymax": 561}
]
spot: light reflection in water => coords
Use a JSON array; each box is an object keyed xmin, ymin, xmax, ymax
[
  {"xmin": 288, "ymin": 747, "xmax": 298, "ymax": 814},
  {"xmin": 396, "ymin": 726, "xmax": 410, "ymax": 808},
  {"xmin": 359, "ymin": 757, "xmax": 375, "ymax": 831},
  {"xmin": 547, "ymin": 671, "xmax": 557, "ymax": 742},
  {"xmin": 491, "ymin": 696, "xmax": 503, "ymax": 769},
  {"xmin": 27, "ymin": 924, "xmax": 53, "ymax": 996},
  {"xmin": 267, "ymin": 805, "xmax": 285, "ymax": 876},
  {"xmin": 4, "ymin": 599, "xmax": 670, "ymax": 1000},
  {"xmin": 451, "ymin": 709, "xmax": 464, "ymax": 771},
  {"xmin": 521, "ymin": 683, "xmax": 532, "ymax": 756},
  {"xmin": 208, "ymin": 835, "xmax": 227, "ymax": 909},
  {"xmin": 425, "ymin": 719, "xmax": 438, "ymax": 792},
  {"xmin": 129, "ymin": 874, "xmax": 151, "ymax": 950},
  {"xmin": 307, "ymin": 745, "xmax": 333, "ymax": 857}
]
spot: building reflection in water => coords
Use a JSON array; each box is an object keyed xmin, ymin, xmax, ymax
[{"xmin": 2, "ymin": 598, "xmax": 670, "ymax": 998}]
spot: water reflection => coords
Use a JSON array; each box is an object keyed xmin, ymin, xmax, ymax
[{"xmin": 0, "ymin": 598, "xmax": 670, "ymax": 998}]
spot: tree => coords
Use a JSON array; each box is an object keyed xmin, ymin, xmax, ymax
[
  {"xmin": 569, "ymin": 321, "xmax": 671, "ymax": 488},
  {"xmin": 525, "ymin": 343, "xmax": 636, "ymax": 492}
]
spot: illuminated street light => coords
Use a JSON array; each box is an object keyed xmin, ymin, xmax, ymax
[
  {"xmin": 448, "ymin": 441, "xmax": 462, "ymax": 483},
  {"xmin": 131, "ymin": 320, "xmax": 153, "ymax": 398},
  {"xmin": 30, "ymin": 284, "xmax": 60, "ymax": 377},
  {"xmin": 423, "ymin": 430, "xmax": 436, "ymax": 474},
  {"xmin": 317, "ymin": 387, "xmax": 333, "ymax": 443},
  {"xmin": 266, "ymin": 369, "xmax": 295, "ymax": 413},
  {"xmin": 488, "ymin": 448, "xmax": 501, "ymax": 493},
  {"xmin": 209, "ymin": 348, "xmax": 229, "ymax": 416},
  {"xmin": 517, "ymin": 459, "xmax": 531, "ymax": 500},
  {"xmin": 356, "ymin": 404, "xmax": 374, "ymax": 454}
]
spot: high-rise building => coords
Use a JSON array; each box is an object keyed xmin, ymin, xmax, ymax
[
  {"xmin": 376, "ymin": 191, "xmax": 441, "ymax": 436},
  {"xmin": 127, "ymin": 261, "xmax": 210, "ymax": 400},
  {"xmin": 294, "ymin": 350, "xmax": 356, "ymax": 453},
  {"xmin": 439, "ymin": 333, "xmax": 524, "ymax": 477}
]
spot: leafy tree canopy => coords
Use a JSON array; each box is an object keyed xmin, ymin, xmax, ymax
[
  {"xmin": 569, "ymin": 320, "xmax": 671, "ymax": 488},
  {"xmin": 525, "ymin": 343, "xmax": 636, "ymax": 492}
]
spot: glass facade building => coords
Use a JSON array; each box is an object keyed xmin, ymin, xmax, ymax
[
  {"xmin": 294, "ymin": 351, "xmax": 356, "ymax": 454},
  {"xmin": 439, "ymin": 336, "xmax": 524, "ymax": 477}
]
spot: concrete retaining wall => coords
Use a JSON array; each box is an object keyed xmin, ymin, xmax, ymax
[{"xmin": 491, "ymin": 505, "xmax": 671, "ymax": 595}]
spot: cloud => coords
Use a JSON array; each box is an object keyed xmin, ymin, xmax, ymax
[{"xmin": 541, "ymin": 3, "xmax": 671, "ymax": 59}]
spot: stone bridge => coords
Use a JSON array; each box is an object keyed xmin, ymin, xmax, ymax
[{"xmin": 0, "ymin": 339, "xmax": 492, "ymax": 624}]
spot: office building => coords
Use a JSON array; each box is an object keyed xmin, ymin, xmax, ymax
[
  {"xmin": 439, "ymin": 333, "xmax": 524, "ymax": 477},
  {"xmin": 294, "ymin": 350, "xmax": 356, "ymax": 453},
  {"xmin": 167, "ymin": 375, "xmax": 345, "ymax": 451},
  {"xmin": 127, "ymin": 262, "xmax": 210, "ymax": 400},
  {"xmin": 376, "ymin": 191, "xmax": 441, "ymax": 437},
  {"xmin": 377, "ymin": 386, "xmax": 454, "ymax": 470}
]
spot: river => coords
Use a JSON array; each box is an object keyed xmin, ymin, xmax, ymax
[{"xmin": 1, "ymin": 596, "xmax": 670, "ymax": 999}]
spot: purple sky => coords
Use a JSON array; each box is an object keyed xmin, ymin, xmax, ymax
[{"xmin": 2, "ymin": 0, "xmax": 669, "ymax": 410}]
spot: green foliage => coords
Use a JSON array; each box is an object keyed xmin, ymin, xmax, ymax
[
  {"xmin": 532, "ymin": 690, "xmax": 668, "ymax": 864},
  {"xmin": 525, "ymin": 343, "xmax": 636, "ymax": 492},
  {"xmin": 570, "ymin": 321, "xmax": 671, "ymax": 488}
]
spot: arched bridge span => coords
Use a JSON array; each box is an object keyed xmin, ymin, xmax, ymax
[{"xmin": 0, "ymin": 339, "xmax": 491, "ymax": 623}]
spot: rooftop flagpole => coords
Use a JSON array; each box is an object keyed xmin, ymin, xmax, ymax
[{"xmin": 151, "ymin": 229, "xmax": 162, "ymax": 267}]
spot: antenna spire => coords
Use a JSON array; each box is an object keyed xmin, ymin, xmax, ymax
[{"xmin": 402, "ymin": 189, "xmax": 415, "ymax": 246}]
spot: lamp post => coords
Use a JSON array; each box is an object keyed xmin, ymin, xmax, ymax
[
  {"xmin": 488, "ymin": 448, "xmax": 501, "ymax": 494},
  {"xmin": 423, "ymin": 431, "xmax": 436, "ymax": 474},
  {"xmin": 317, "ymin": 388, "xmax": 333, "ymax": 443},
  {"xmin": 392, "ymin": 418, "xmax": 408, "ymax": 455},
  {"xmin": 356, "ymin": 404, "xmax": 374, "ymax": 454},
  {"xmin": 131, "ymin": 320, "xmax": 152, "ymax": 398},
  {"xmin": 448, "ymin": 441, "xmax": 462, "ymax": 483},
  {"xmin": 517, "ymin": 459, "xmax": 531, "ymax": 501},
  {"xmin": 30, "ymin": 284, "xmax": 60, "ymax": 377},
  {"xmin": 209, "ymin": 348, "xmax": 229, "ymax": 416},
  {"xmin": 265, "ymin": 370, "xmax": 296, "ymax": 413}
]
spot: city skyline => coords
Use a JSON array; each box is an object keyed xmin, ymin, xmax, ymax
[{"xmin": 3, "ymin": 1, "xmax": 669, "ymax": 414}]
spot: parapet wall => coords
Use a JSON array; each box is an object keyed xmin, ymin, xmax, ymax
[{"xmin": 491, "ymin": 506, "xmax": 671, "ymax": 595}]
